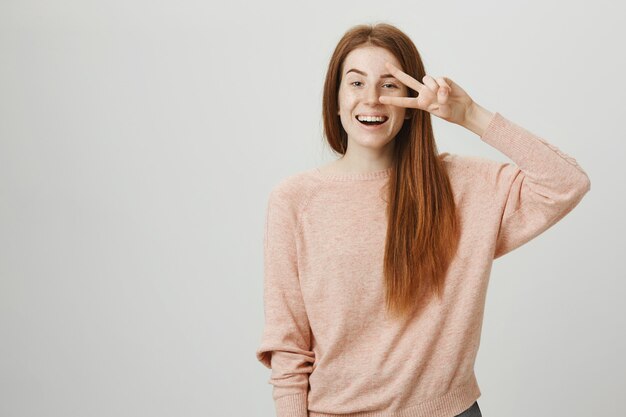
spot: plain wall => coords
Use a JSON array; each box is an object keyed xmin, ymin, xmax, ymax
[{"xmin": 1, "ymin": 0, "xmax": 624, "ymax": 416}]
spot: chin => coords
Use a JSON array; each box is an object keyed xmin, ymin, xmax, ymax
[{"xmin": 351, "ymin": 135, "xmax": 395, "ymax": 148}]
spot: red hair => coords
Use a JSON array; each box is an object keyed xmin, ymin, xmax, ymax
[{"xmin": 322, "ymin": 22, "xmax": 460, "ymax": 320}]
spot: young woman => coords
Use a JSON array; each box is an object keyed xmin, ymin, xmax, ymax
[{"xmin": 255, "ymin": 23, "xmax": 590, "ymax": 417}]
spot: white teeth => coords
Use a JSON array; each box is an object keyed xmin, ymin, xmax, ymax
[{"xmin": 357, "ymin": 115, "xmax": 387, "ymax": 122}]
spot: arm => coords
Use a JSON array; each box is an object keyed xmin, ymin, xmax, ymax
[
  {"xmin": 256, "ymin": 183, "xmax": 314, "ymax": 417},
  {"xmin": 464, "ymin": 107, "xmax": 591, "ymax": 258}
]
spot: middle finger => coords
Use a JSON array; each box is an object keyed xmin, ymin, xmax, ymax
[
  {"xmin": 385, "ymin": 62, "xmax": 425, "ymax": 94},
  {"xmin": 422, "ymin": 75, "xmax": 439, "ymax": 92}
]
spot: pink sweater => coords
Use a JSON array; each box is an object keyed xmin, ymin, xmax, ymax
[{"xmin": 255, "ymin": 112, "xmax": 591, "ymax": 417}]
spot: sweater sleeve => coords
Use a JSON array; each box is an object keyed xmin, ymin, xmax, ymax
[
  {"xmin": 255, "ymin": 182, "xmax": 315, "ymax": 417},
  {"xmin": 479, "ymin": 112, "xmax": 591, "ymax": 259}
]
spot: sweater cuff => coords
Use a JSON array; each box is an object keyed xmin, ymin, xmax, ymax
[
  {"xmin": 275, "ymin": 392, "xmax": 308, "ymax": 417},
  {"xmin": 478, "ymin": 112, "xmax": 533, "ymax": 164}
]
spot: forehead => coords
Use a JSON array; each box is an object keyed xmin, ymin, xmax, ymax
[{"xmin": 342, "ymin": 46, "xmax": 402, "ymax": 75}]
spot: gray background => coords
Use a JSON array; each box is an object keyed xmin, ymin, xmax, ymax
[{"xmin": 1, "ymin": 1, "xmax": 624, "ymax": 416}]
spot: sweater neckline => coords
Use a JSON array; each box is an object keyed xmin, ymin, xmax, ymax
[{"xmin": 313, "ymin": 166, "xmax": 393, "ymax": 181}]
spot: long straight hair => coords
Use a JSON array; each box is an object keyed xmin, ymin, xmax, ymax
[{"xmin": 322, "ymin": 23, "xmax": 460, "ymax": 320}]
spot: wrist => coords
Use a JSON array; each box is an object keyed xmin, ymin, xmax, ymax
[{"xmin": 461, "ymin": 102, "xmax": 494, "ymax": 137}]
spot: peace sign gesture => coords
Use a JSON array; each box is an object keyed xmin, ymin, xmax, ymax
[{"xmin": 379, "ymin": 62, "xmax": 474, "ymax": 126}]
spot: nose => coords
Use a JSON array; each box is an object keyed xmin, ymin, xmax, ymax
[{"xmin": 364, "ymin": 84, "xmax": 380, "ymax": 105}]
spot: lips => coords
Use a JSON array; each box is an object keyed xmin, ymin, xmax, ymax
[{"xmin": 355, "ymin": 115, "xmax": 389, "ymax": 128}]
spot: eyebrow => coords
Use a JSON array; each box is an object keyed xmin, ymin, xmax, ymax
[{"xmin": 345, "ymin": 68, "xmax": 395, "ymax": 79}]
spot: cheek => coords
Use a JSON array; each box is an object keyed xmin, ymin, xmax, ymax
[
  {"xmin": 339, "ymin": 97, "xmax": 357, "ymax": 114},
  {"xmin": 340, "ymin": 89, "xmax": 357, "ymax": 102},
  {"xmin": 392, "ymin": 107, "xmax": 405, "ymax": 118}
]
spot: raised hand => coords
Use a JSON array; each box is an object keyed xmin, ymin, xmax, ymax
[{"xmin": 379, "ymin": 61, "xmax": 474, "ymax": 126}]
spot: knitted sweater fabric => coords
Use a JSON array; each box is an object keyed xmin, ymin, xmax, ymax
[{"xmin": 255, "ymin": 112, "xmax": 591, "ymax": 417}]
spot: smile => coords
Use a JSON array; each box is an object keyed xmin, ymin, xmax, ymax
[{"xmin": 355, "ymin": 114, "xmax": 389, "ymax": 128}]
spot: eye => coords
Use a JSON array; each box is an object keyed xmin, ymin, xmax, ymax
[{"xmin": 350, "ymin": 81, "xmax": 398, "ymax": 88}]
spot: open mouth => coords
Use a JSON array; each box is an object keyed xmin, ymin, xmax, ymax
[{"xmin": 355, "ymin": 115, "xmax": 389, "ymax": 126}]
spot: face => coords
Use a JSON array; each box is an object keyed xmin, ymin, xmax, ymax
[{"xmin": 337, "ymin": 45, "xmax": 409, "ymax": 151}]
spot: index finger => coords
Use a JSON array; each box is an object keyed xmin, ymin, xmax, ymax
[
  {"xmin": 385, "ymin": 62, "xmax": 425, "ymax": 94},
  {"xmin": 378, "ymin": 96, "xmax": 420, "ymax": 108}
]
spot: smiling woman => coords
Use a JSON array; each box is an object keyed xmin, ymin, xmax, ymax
[
  {"xmin": 322, "ymin": 26, "xmax": 459, "ymax": 321},
  {"xmin": 255, "ymin": 22, "xmax": 591, "ymax": 417}
]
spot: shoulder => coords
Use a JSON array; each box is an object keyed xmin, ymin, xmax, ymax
[
  {"xmin": 440, "ymin": 152, "xmax": 517, "ymax": 185},
  {"xmin": 440, "ymin": 151, "xmax": 503, "ymax": 171},
  {"xmin": 266, "ymin": 167, "xmax": 323, "ymax": 215}
]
